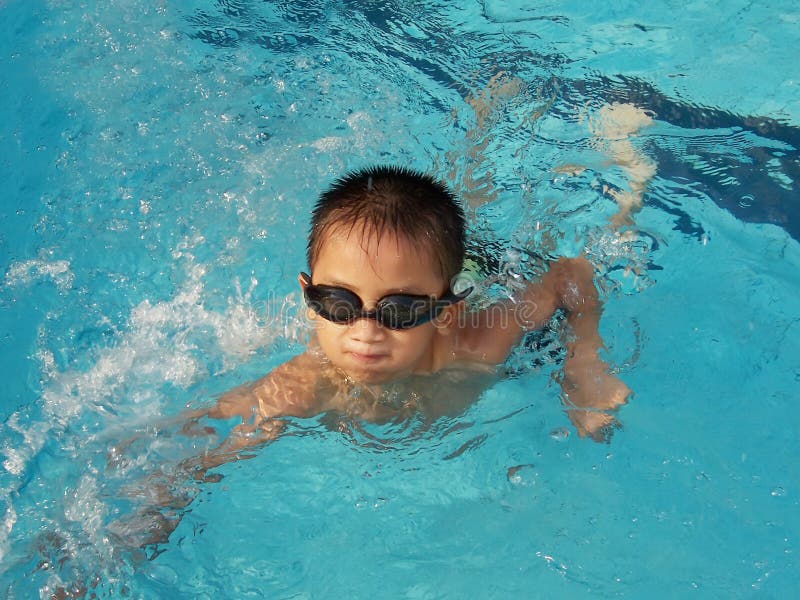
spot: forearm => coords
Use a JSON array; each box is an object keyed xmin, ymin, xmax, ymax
[
  {"xmin": 110, "ymin": 416, "xmax": 282, "ymax": 549},
  {"xmin": 547, "ymin": 258, "xmax": 629, "ymax": 437},
  {"xmin": 547, "ymin": 256, "xmax": 604, "ymax": 353},
  {"xmin": 183, "ymin": 419, "xmax": 283, "ymax": 479},
  {"xmin": 564, "ymin": 291, "xmax": 603, "ymax": 358}
]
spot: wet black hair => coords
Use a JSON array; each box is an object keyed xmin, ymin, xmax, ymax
[{"xmin": 307, "ymin": 165, "xmax": 466, "ymax": 280}]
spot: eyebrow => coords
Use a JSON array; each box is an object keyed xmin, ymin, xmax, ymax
[{"xmin": 315, "ymin": 277, "xmax": 431, "ymax": 297}]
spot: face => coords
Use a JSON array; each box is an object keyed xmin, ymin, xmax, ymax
[{"xmin": 302, "ymin": 226, "xmax": 451, "ymax": 384}]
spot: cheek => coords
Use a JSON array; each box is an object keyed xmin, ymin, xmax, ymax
[
  {"xmin": 309, "ymin": 318, "xmax": 340, "ymax": 349},
  {"xmin": 392, "ymin": 327, "xmax": 436, "ymax": 357},
  {"xmin": 314, "ymin": 319, "xmax": 339, "ymax": 338}
]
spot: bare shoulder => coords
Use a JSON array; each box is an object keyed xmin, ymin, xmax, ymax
[
  {"xmin": 445, "ymin": 257, "xmax": 597, "ymax": 367},
  {"xmin": 446, "ymin": 282, "xmax": 558, "ymax": 367},
  {"xmin": 209, "ymin": 351, "xmax": 323, "ymax": 422}
]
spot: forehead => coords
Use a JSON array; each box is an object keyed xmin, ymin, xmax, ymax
[{"xmin": 312, "ymin": 224, "xmax": 445, "ymax": 289}]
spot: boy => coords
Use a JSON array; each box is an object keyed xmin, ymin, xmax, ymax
[
  {"xmin": 207, "ymin": 165, "xmax": 629, "ymax": 447},
  {"xmin": 111, "ymin": 165, "xmax": 630, "ymax": 548}
]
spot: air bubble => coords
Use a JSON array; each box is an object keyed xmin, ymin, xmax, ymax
[
  {"xmin": 147, "ymin": 564, "xmax": 179, "ymax": 586},
  {"xmin": 507, "ymin": 464, "xmax": 537, "ymax": 487}
]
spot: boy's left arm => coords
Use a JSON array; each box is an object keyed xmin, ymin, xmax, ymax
[
  {"xmin": 454, "ymin": 256, "xmax": 629, "ymax": 438},
  {"xmin": 543, "ymin": 257, "xmax": 630, "ymax": 438}
]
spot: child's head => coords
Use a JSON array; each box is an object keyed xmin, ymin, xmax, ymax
[
  {"xmin": 307, "ymin": 165, "xmax": 466, "ymax": 281},
  {"xmin": 301, "ymin": 166, "xmax": 468, "ymax": 383}
]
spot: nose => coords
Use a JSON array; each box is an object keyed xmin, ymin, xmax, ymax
[{"xmin": 350, "ymin": 315, "xmax": 386, "ymax": 342}]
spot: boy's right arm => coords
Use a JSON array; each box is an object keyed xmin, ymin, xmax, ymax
[
  {"xmin": 108, "ymin": 352, "xmax": 322, "ymax": 548},
  {"xmin": 186, "ymin": 351, "xmax": 322, "ymax": 475},
  {"xmin": 209, "ymin": 351, "xmax": 322, "ymax": 423}
]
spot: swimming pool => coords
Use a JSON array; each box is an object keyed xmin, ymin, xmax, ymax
[{"xmin": 2, "ymin": 0, "xmax": 798, "ymax": 596}]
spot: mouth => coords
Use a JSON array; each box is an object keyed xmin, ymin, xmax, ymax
[{"xmin": 347, "ymin": 350, "xmax": 388, "ymax": 364}]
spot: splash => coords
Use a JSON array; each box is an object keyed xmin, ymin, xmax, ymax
[{"xmin": 0, "ymin": 246, "xmax": 298, "ymax": 591}]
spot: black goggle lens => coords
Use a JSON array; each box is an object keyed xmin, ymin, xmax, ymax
[{"xmin": 301, "ymin": 272, "xmax": 470, "ymax": 330}]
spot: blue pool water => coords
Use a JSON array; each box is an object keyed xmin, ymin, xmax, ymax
[{"xmin": 2, "ymin": 0, "xmax": 799, "ymax": 597}]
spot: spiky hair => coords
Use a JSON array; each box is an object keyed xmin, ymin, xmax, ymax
[{"xmin": 307, "ymin": 166, "xmax": 466, "ymax": 280}]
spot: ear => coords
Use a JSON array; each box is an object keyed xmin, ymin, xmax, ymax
[
  {"xmin": 432, "ymin": 302, "xmax": 463, "ymax": 335},
  {"xmin": 298, "ymin": 273, "xmax": 316, "ymax": 321}
]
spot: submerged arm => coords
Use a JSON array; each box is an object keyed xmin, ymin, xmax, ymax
[
  {"xmin": 546, "ymin": 257, "xmax": 630, "ymax": 439},
  {"xmin": 455, "ymin": 256, "xmax": 629, "ymax": 439},
  {"xmin": 183, "ymin": 351, "xmax": 321, "ymax": 478},
  {"xmin": 110, "ymin": 352, "xmax": 321, "ymax": 548}
]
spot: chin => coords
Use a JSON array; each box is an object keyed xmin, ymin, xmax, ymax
[{"xmin": 343, "ymin": 367, "xmax": 400, "ymax": 385}]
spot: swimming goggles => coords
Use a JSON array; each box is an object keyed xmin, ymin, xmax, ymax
[{"xmin": 300, "ymin": 272, "xmax": 472, "ymax": 330}]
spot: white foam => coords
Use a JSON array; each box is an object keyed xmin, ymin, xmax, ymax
[
  {"xmin": 4, "ymin": 257, "xmax": 74, "ymax": 291},
  {"xmin": 1, "ymin": 448, "xmax": 26, "ymax": 477},
  {"xmin": 0, "ymin": 503, "xmax": 17, "ymax": 565},
  {"xmin": 311, "ymin": 111, "xmax": 378, "ymax": 153},
  {"xmin": 64, "ymin": 474, "xmax": 108, "ymax": 548},
  {"xmin": 2, "ymin": 413, "xmax": 51, "ymax": 476},
  {"xmin": 311, "ymin": 136, "xmax": 346, "ymax": 151}
]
